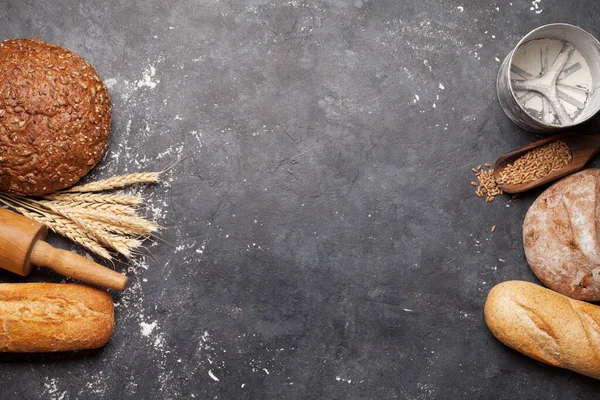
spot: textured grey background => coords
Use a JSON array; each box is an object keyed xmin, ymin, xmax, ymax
[{"xmin": 0, "ymin": 0, "xmax": 600, "ymax": 399}]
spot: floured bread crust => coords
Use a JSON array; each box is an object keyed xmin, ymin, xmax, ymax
[
  {"xmin": 485, "ymin": 281, "xmax": 600, "ymax": 380},
  {"xmin": 524, "ymin": 169, "xmax": 600, "ymax": 300}
]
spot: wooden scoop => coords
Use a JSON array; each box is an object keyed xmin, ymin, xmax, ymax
[
  {"xmin": 493, "ymin": 132, "xmax": 600, "ymax": 194},
  {"xmin": 0, "ymin": 208, "xmax": 127, "ymax": 291}
]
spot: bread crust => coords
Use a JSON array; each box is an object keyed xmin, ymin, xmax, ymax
[
  {"xmin": 484, "ymin": 281, "xmax": 600, "ymax": 380},
  {"xmin": 0, "ymin": 283, "xmax": 114, "ymax": 352},
  {"xmin": 523, "ymin": 169, "xmax": 600, "ymax": 300},
  {"xmin": 0, "ymin": 38, "xmax": 111, "ymax": 195}
]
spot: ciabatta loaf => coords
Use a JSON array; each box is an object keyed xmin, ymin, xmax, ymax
[
  {"xmin": 0, "ymin": 283, "xmax": 114, "ymax": 352},
  {"xmin": 485, "ymin": 280, "xmax": 600, "ymax": 380}
]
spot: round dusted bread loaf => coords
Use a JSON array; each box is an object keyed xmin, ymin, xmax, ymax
[
  {"xmin": 0, "ymin": 38, "xmax": 111, "ymax": 195},
  {"xmin": 523, "ymin": 169, "xmax": 600, "ymax": 301}
]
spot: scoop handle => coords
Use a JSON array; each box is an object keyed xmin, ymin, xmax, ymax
[{"xmin": 31, "ymin": 241, "xmax": 127, "ymax": 291}]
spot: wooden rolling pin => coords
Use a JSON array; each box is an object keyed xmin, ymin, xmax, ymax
[{"xmin": 0, "ymin": 208, "xmax": 127, "ymax": 291}]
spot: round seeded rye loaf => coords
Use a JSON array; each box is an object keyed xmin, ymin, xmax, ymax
[
  {"xmin": 0, "ymin": 38, "xmax": 111, "ymax": 195},
  {"xmin": 523, "ymin": 169, "xmax": 600, "ymax": 300}
]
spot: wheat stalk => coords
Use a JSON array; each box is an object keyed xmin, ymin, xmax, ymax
[
  {"xmin": 39, "ymin": 200, "xmax": 136, "ymax": 215},
  {"xmin": 47, "ymin": 206, "xmax": 157, "ymax": 236},
  {"xmin": 0, "ymin": 196, "xmax": 112, "ymax": 259},
  {"xmin": 89, "ymin": 226, "xmax": 141, "ymax": 258},
  {"xmin": 77, "ymin": 216, "xmax": 148, "ymax": 237},
  {"xmin": 83, "ymin": 210, "xmax": 157, "ymax": 235},
  {"xmin": 61, "ymin": 172, "xmax": 160, "ymax": 193},
  {"xmin": 23, "ymin": 209, "xmax": 112, "ymax": 260},
  {"xmin": 42, "ymin": 193, "xmax": 143, "ymax": 206},
  {"xmin": 30, "ymin": 201, "xmax": 138, "ymax": 258},
  {"xmin": 0, "ymin": 172, "xmax": 160, "ymax": 259}
]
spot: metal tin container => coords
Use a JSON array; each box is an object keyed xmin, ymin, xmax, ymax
[{"xmin": 497, "ymin": 24, "xmax": 600, "ymax": 133}]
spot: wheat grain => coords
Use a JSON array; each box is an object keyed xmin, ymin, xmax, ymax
[
  {"xmin": 62, "ymin": 172, "xmax": 160, "ymax": 193},
  {"xmin": 472, "ymin": 164, "xmax": 503, "ymax": 203},
  {"xmin": 42, "ymin": 192, "xmax": 143, "ymax": 206},
  {"xmin": 497, "ymin": 141, "xmax": 571, "ymax": 185}
]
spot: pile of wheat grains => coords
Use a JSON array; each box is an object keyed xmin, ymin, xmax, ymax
[
  {"xmin": 471, "ymin": 163, "xmax": 503, "ymax": 202},
  {"xmin": 497, "ymin": 140, "xmax": 572, "ymax": 185}
]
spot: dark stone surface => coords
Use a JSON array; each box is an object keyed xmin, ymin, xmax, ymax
[{"xmin": 1, "ymin": 0, "xmax": 600, "ymax": 398}]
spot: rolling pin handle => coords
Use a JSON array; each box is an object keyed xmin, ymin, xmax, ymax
[{"xmin": 31, "ymin": 241, "xmax": 127, "ymax": 291}]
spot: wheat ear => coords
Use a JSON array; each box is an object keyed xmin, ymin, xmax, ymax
[
  {"xmin": 77, "ymin": 216, "xmax": 149, "ymax": 237},
  {"xmin": 39, "ymin": 200, "xmax": 136, "ymax": 215},
  {"xmin": 0, "ymin": 197, "xmax": 112, "ymax": 259},
  {"xmin": 0, "ymin": 171, "xmax": 160, "ymax": 259},
  {"xmin": 42, "ymin": 193, "xmax": 144, "ymax": 206},
  {"xmin": 89, "ymin": 227, "xmax": 141, "ymax": 259},
  {"xmin": 60, "ymin": 208, "xmax": 157, "ymax": 236},
  {"xmin": 27, "ymin": 201, "xmax": 135, "ymax": 258},
  {"xmin": 21, "ymin": 208, "xmax": 112, "ymax": 259},
  {"xmin": 19, "ymin": 199, "xmax": 130, "ymax": 257},
  {"xmin": 61, "ymin": 172, "xmax": 160, "ymax": 193}
]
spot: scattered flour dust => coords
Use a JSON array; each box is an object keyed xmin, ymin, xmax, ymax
[
  {"xmin": 137, "ymin": 65, "xmax": 160, "ymax": 89},
  {"xmin": 156, "ymin": 143, "xmax": 184, "ymax": 160},
  {"xmin": 175, "ymin": 240, "xmax": 205, "ymax": 254},
  {"xmin": 423, "ymin": 59, "xmax": 432, "ymax": 71},
  {"xmin": 84, "ymin": 372, "xmax": 108, "ymax": 396},
  {"xmin": 336, "ymin": 376, "xmax": 353, "ymax": 384},
  {"xmin": 140, "ymin": 320, "xmax": 158, "ymax": 337},
  {"xmin": 208, "ymin": 370, "xmax": 220, "ymax": 382},
  {"xmin": 191, "ymin": 129, "xmax": 204, "ymax": 147},
  {"xmin": 104, "ymin": 78, "xmax": 117, "ymax": 89},
  {"xmin": 137, "ymin": 314, "xmax": 172, "ymax": 392},
  {"xmin": 43, "ymin": 377, "xmax": 68, "ymax": 400},
  {"xmin": 194, "ymin": 330, "xmax": 227, "ymax": 383},
  {"xmin": 531, "ymin": 0, "xmax": 542, "ymax": 13}
]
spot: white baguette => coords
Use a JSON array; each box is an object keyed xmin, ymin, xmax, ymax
[
  {"xmin": 484, "ymin": 280, "xmax": 600, "ymax": 380},
  {"xmin": 0, "ymin": 283, "xmax": 114, "ymax": 352}
]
